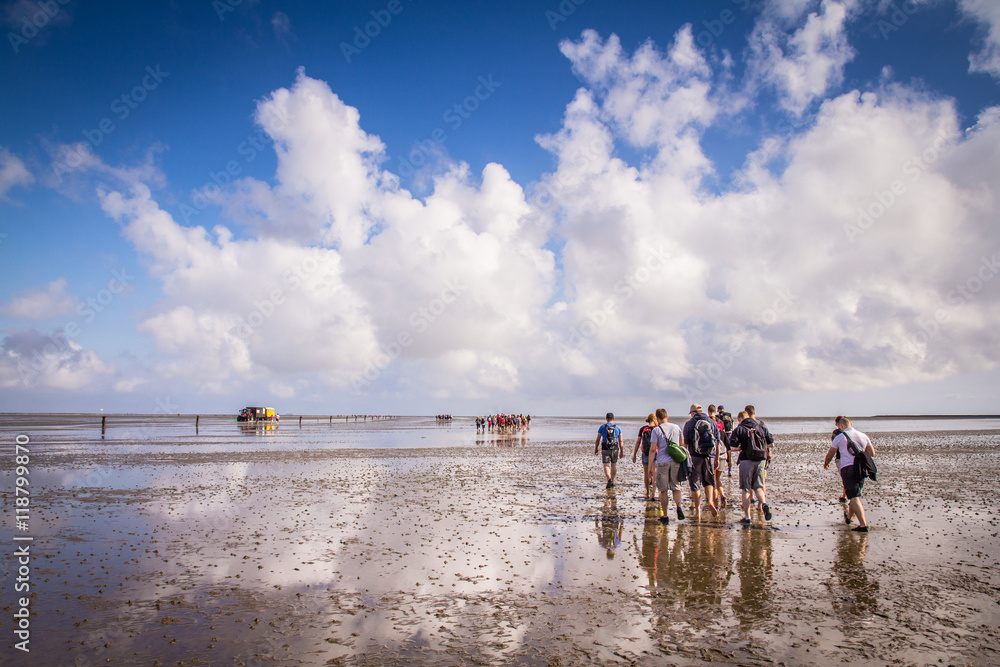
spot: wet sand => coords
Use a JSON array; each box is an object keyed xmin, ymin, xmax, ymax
[{"xmin": 2, "ymin": 416, "xmax": 1000, "ymax": 665}]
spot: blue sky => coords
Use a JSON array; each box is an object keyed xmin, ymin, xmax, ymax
[{"xmin": 1, "ymin": 0, "xmax": 999, "ymax": 416}]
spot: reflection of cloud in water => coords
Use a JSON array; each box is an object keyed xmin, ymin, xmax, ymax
[
  {"xmin": 12, "ymin": 415, "xmax": 1000, "ymax": 664},
  {"xmin": 141, "ymin": 460, "xmax": 383, "ymax": 589}
]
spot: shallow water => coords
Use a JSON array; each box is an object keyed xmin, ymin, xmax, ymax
[{"xmin": 2, "ymin": 415, "xmax": 999, "ymax": 665}]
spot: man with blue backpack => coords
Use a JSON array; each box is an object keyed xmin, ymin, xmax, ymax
[
  {"xmin": 594, "ymin": 412, "xmax": 623, "ymax": 489},
  {"xmin": 682, "ymin": 403, "xmax": 722, "ymax": 521}
]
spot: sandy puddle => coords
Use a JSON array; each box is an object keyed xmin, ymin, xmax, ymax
[{"xmin": 2, "ymin": 418, "xmax": 999, "ymax": 665}]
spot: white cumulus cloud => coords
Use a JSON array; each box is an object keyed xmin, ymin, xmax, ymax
[
  {"xmin": 54, "ymin": 24, "xmax": 1000, "ymax": 409},
  {"xmin": 0, "ymin": 328, "xmax": 113, "ymax": 390},
  {"xmin": 959, "ymin": 0, "xmax": 1000, "ymax": 79},
  {"xmin": 0, "ymin": 278, "xmax": 78, "ymax": 320},
  {"xmin": 749, "ymin": 0, "xmax": 857, "ymax": 115}
]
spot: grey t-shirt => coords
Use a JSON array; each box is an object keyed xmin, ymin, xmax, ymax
[{"xmin": 650, "ymin": 422, "xmax": 682, "ymax": 465}]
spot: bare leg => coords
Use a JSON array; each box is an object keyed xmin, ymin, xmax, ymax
[
  {"xmin": 659, "ymin": 487, "xmax": 670, "ymax": 517},
  {"xmin": 849, "ymin": 497, "xmax": 867, "ymax": 527},
  {"xmin": 609, "ymin": 462, "xmax": 617, "ymax": 484},
  {"xmin": 742, "ymin": 489, "xmax": 752, "ymax": 521},
  {"xmin": 706, "ymin": 485, "xmax": 718, "ymax": 516},
  {"xmin": 691, "ymin": 489, "xmax": 702, "ymax": 521},
  {"xmin": 603, "ymin": 463, "xmax": 613, "ymax": 483}
]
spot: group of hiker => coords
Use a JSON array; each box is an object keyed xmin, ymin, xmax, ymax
[
  {"xmin": 596, "ymin": 406, "xmax": 877, "ymax": 530},
  {"xmin": 477, "ymin": 413, "xmax": 530, "ymax": 433}
]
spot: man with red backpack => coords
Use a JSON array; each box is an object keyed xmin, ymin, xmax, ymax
[{"xmin": 631, "ymin": 413, "xmax": 657, "ymax": 501}]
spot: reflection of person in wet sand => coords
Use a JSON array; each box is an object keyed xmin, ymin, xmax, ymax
[
  {"xmin": 634, "ymin": 503, "xmax": 663, "ymax": 588},
  {"xmin": 650, "ymin": 526, "xmax": 687, "ymax": 601},
  {"xmin": 732, "ymin": 525, "xmax": 774, "ymax": 629},
  {"xmin": 645, "ymin": 526, "xmax": 732, "ymax": 629},
  {"xmin": 595, "ymin": 489, "xmax": 624, "ymax": 559},
  {"xmin": 830, "ymin": 528, "xmax": 879, "ymax": 621},
  {"xmin": 683, "ymin": 525, "xmax": 731, "ymax": 611}
]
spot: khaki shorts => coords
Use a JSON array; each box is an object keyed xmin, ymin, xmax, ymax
[
  {"xmin": 655, "ymin": 460, "xmax": 683, "ymax": 492},
  {"xmin": 739, "ymin": 459, "xmax": 766, "ymax": 491}
]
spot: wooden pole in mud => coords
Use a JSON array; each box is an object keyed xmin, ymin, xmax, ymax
[
  {"xmin": 101, "ymin": 415, "xmax": 106, "ymax": 436},
  {"xmin": 196, "ymin": 415, "xmax": 200, "ymax": 433},
  {"xmin": 299, "ymin": 415, "xmax": 302, "ymax": 427}
]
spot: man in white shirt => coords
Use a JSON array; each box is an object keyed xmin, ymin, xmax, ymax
[
  {"xmin": 646, "ymin": 408, "xmax": 686, "ymax": 524},
  {"xmin": 824, "ymin": 416, "xmax": 876, "ymax": 532}
]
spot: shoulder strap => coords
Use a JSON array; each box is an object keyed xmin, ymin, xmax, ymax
[
  {"xmin": 843, "ymin": 432, "xmax": 862, "ymax": 456},
  {"xmin": 659, "ymin": 424, "xmax": 680, "ymax": 445}
]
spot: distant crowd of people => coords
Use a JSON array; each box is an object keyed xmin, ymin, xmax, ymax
[
  {"xmin": 596, "ymin": 405, "xmax": 876, "ymax": 531},
  {"xmin": 476, "ymin": 413, "xmax": 530, "ymax": 433}
]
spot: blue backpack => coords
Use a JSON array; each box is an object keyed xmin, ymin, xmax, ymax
[{"xmin": 694, "ymin": 419, "xmax": 716, "ymax": 456}]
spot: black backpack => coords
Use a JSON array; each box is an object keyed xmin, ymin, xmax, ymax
[
  {"xmin": 640, "ymin": 425, "xmax": 652, "ymax": 455},
  {"xmin": 603, "ymin": 424, "xmax": 618, "ymax": 448},
  {"xmin": 694, "ymin": 419, "xmax": 716, "ymax": 456},
  {"xmin": 743, "ymin": 421, "xmax": 768, "ymax": 461},
  {"xmin": 721, "ymin": 412, "xmax": 734, "ymax": 433},
  {"xmin": 845, "ymin": 432, "xmax": 878, "ymax": 481}
]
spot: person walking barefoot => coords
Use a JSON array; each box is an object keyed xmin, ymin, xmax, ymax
[
  {"xmin": 682, "ymin": 403, "xmax": 721, "ymax": 521},
  {"xmin": 632, "ymin": 413, "xmax": 656, "ymax": 500}
]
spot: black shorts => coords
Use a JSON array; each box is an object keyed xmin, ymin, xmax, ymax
[
  {"xmin": 601, "ymin": 448, "xmax": 619, "ymax": 464},
  {"xmin": 840, "ymin": 465, "xmax": 865, "ymax": 499},
  {"xmin": 689, "ymin": 455, "xmax": 716, "ymax": 491}
]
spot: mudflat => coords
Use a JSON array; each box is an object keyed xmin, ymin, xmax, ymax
[{"xmin": 2, "ymin": 415, "xmax": 999, "ymax": 665}]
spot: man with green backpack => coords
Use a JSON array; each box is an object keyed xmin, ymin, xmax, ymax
[{"xmin": 647, "ymin": 408, "xmax": 687, "ymax": 524}]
